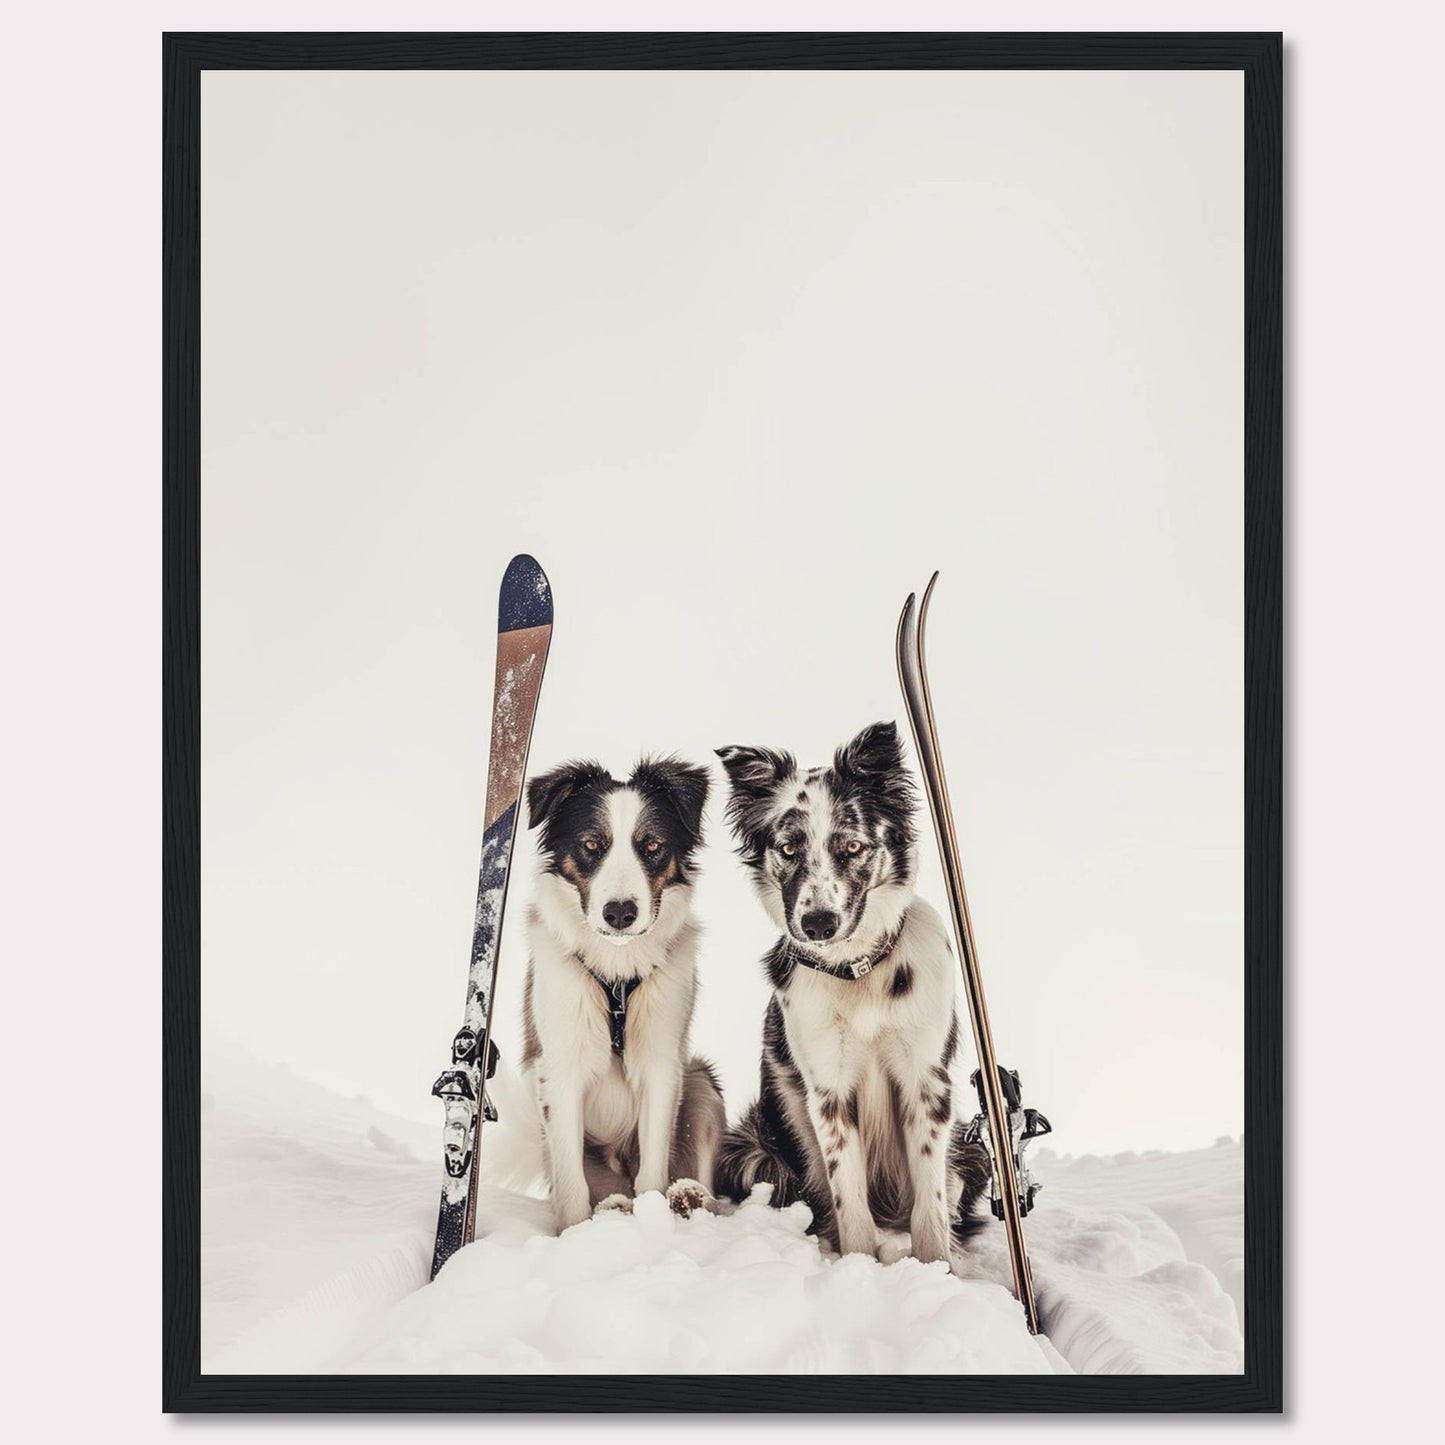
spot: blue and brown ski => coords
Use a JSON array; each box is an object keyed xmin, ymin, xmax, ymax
[{"xmin": 430, "ymin": 554, "xmax": 553, "ymax": 1278}]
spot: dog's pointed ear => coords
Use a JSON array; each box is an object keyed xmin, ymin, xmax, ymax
[
  {"xmin": 833, "ymin": 721, "xmax": 904, "ymax": 781},
  {"xmin": 832, "ymin": 722, "xmax": 915, "ymax": 831},
  {"xmin": 715, "ymin": 745, "xmax": 795, "ymax": 849},
  {"xmin": 715, "ymin": 745, "xmax": 796, "ymax": 802},
  {"xmin": 632, "ymin": 757, "xmax": 710, "ymax": 846},
  {"xmin": 526, "ymin": 760, "xmax": 609, "ymax": 832}
]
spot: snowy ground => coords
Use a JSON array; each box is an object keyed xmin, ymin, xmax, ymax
[{"xmin": 201, "ymin": 1035, "xmax": 1243, "ymax": 1376}]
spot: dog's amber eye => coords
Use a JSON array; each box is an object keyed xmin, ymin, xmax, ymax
[
  {"xmin": 583, "ymin": 838, "xmax": 599, "ymax": 853},
  {"xmin": 780, "ymin": 843, "xmax": 796, "ymax": 858},
  {"xmin": 645, "ymin": 839, "xmax": 660, "ymax": 855},
  {"xmin": 846, "ymin": 839, "xmax": 863, "ymax": 855}
]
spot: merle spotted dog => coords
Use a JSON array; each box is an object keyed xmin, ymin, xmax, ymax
[{"xmin": 714, "ymin": 722, "xmax": 989, "ymax": 1263}]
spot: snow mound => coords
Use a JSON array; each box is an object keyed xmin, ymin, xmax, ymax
[
  {"xmin": 201, "ymin": 1036, "xmax": 1242, "ymax": 1375},
  {"xmin": 336, "ymin": 1187, "xmax": 1059, "ymax": 1375}
]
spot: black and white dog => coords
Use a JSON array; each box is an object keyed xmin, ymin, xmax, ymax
[
  {"xmin": 715, "ymin": 722, "xmax": 989, "ymax": 1263},
  {"xmin": 520, "ymin": 756, "xmax": 726, "ymax": 1232}
]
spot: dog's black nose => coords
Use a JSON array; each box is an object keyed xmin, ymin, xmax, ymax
[
  {"xmin": 800, "ymin": 910, "xmax": 840, "ymax": 942},
  {"xmin": 603, "ymin": 898, "xmax": 639, "ymax": 931}
]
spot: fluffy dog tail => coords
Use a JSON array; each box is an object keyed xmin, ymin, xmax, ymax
[
  {"xmin": 478, "ymin": 1057, "xmax": 547, "ymax": 1194},
  {"xmin": 716, "ymin": 1101, "xmax": 806, "ymax": 1207},
  {"xmin": 949, "ymin": 1123, "xmax": 993, "ymax": 1238}
]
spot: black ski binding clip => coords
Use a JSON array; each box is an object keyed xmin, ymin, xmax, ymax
[
  {"xmin": 964, "ymin": 1065, "xmax": 1052, "ymax": 1219},
  {"xmin": 431, "ymin": 1027, "xmax": 501, "ymax": 1177}
]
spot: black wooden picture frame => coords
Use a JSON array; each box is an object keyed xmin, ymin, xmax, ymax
[{"xmin": 163, "ymin": 30, "xmax": 1282, "ymax": 1413}]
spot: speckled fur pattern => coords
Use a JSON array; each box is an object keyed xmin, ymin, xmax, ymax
[{"xmin": 715, "ymin": 722, "xmax": 990, "ymax": 1262}]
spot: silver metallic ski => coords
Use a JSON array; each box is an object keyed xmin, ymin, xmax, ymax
[{"xmin": 896, "ymin": 571, "xmax": 1049, "ymax": 1334}]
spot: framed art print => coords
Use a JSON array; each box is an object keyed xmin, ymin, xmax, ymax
[{"xmin": 164, "ymin": 31, "xmax": 1282, "ymax": 1412}]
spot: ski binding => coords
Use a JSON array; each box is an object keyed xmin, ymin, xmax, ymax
[
  {"xmin": 431, "ymin": 1027, "xmax": 499, "ymax": 1178},
  {"xmin": 965, "ymin": 1064, "xmax": 1052, "ymax": 1219}
]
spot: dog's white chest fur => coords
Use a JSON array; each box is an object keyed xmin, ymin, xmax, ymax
[
  {"xmin": 522, "ymin": 876, "xmax": 712, "ymax": 1230},
  {"xmin": 781, "ymin": 899, "xmax": 956, "ymax": 1059},
  {"xmin": 527, "ymin": 890, "xmax": 699, "ymax": 1111}
]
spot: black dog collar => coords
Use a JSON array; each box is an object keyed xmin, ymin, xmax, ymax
[{"xmin": 784, "ymin": 914, "xmax": 908, "ymax": 981}]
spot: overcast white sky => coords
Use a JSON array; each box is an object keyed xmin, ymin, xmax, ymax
[{"xmin": 201, "ymin": 69, "xmax": 1242, "ymax": 1156}]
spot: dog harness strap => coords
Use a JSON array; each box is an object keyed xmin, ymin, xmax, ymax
[
  {"xmin": 589, "ymin": 972, "xmax": 643, "ymax": 1055},
  {"xmin": 787, "ymin": 910, "xmax": 910, "ymax": 981}
]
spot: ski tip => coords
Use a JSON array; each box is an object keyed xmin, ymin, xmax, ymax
[
  {"xmin": 920, "ymin": 570, "xmax": 940, "ymax": 619},
  {"xmin": 498, "ymin": 554, "xmax": 552, "ymax": 633},
  {"xmin": 896, "ymin": 592, "xmax": 917, "ymax": 658}
]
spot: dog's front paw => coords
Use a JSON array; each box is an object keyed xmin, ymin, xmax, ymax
[
  {"xmin": 593, "ymin": 1193, "xmax": 634, "ymax": 1216},
  {"xmin": 554, "ymin": 1194, "xmax": 594, "ymax": 1233},
  {"xmin": 875, "ymin": 1233, "xmax": 911, "ymax": 1265},
  {"xmin": 666, "ymin": 1178, "xmax": 715, "ymax": 1219},
  {"xmin": 836, "ymin": 1220, "xmax": 880, "ymax": 1258},
  {"xmin": 910, "ymin": 1231, "xmax": 951, "ymax": 1266},
  {"xmin": 910, "ymin": 1209, "xmax": 952, "ymax": 1265}
]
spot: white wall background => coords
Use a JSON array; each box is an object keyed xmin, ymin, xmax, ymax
[{"xmin": 200, "ymin": 68, "xmax": 1243, "ymax": 1156}]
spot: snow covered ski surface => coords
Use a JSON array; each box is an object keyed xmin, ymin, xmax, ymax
[
  {"xmin": 202, "ymin": 1037, "xmax": 1243, "ymax": 1375},
  {"xmin": 430, "ymin": 555, "xmax": 552, "ymax": 1278}
]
